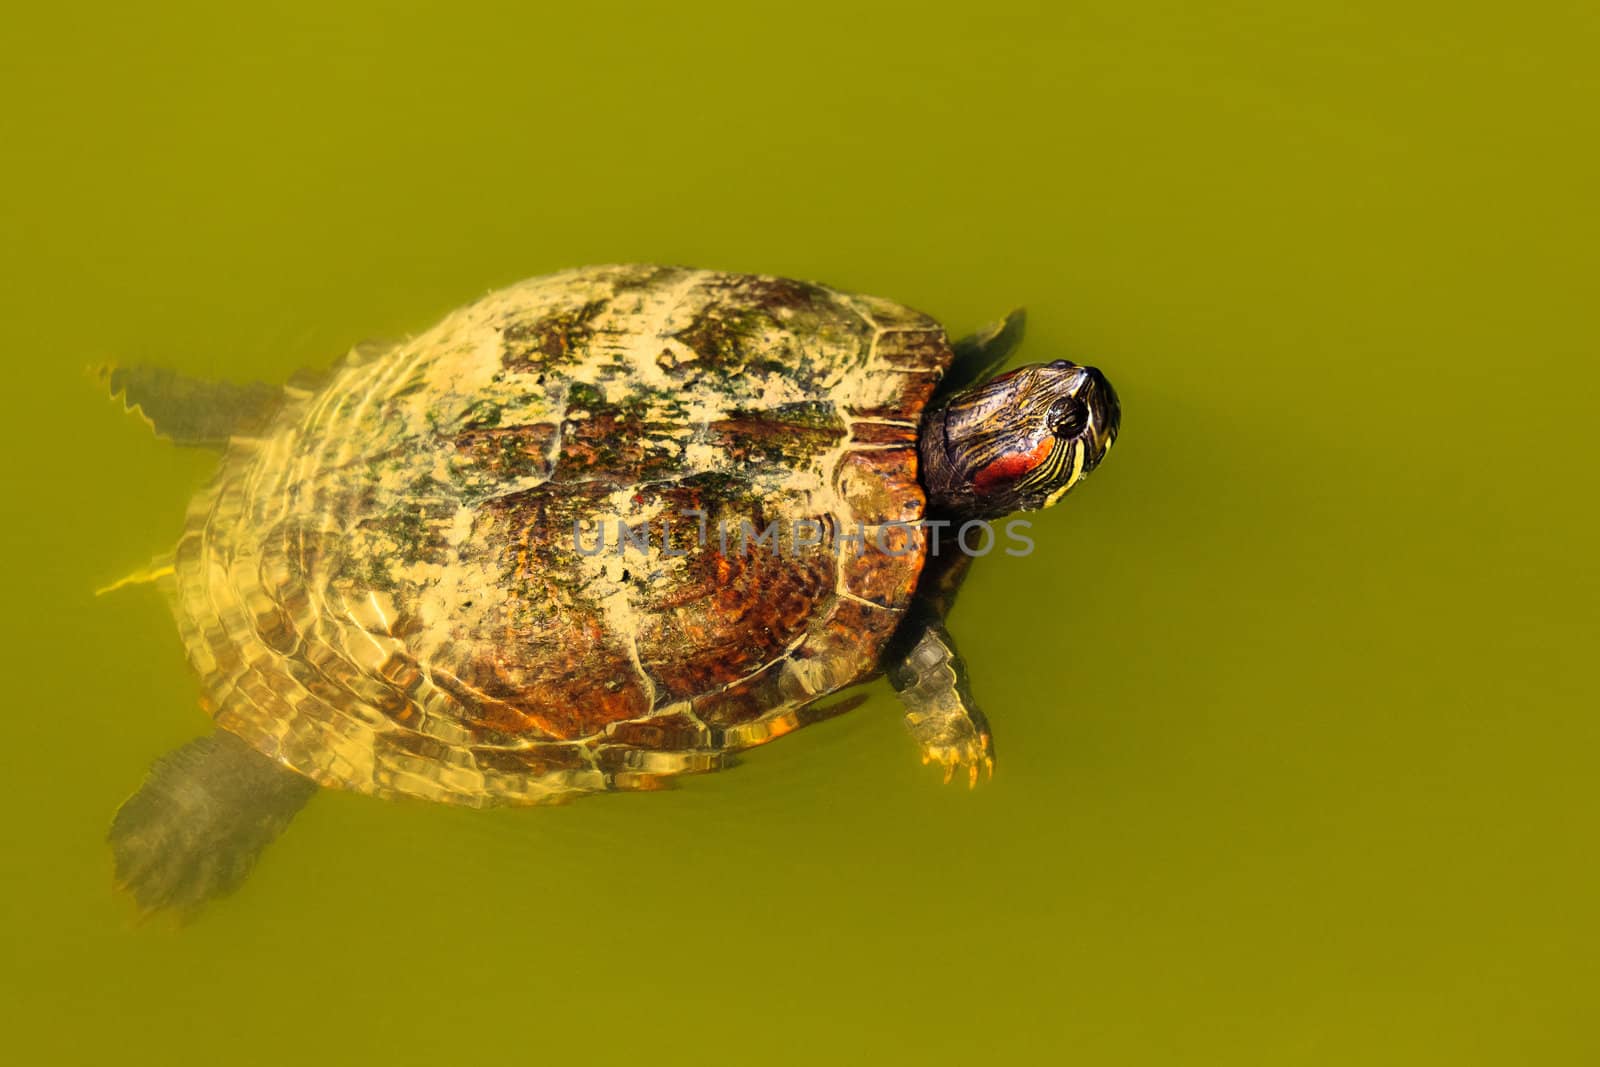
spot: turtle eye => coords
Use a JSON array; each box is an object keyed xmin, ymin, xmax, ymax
[{"xmin": 1048, "ymin": 397, "xmax": 1088, "ymax": 438}]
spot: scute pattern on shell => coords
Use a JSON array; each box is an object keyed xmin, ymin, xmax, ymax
[{"xmin": 169, "ymin": 266, "xmax": 953, "ymax": 804}]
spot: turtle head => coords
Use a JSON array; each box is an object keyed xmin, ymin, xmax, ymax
[{"xmin": 919, "ymin": 360, "xmax": 1119, "ymax": 518}]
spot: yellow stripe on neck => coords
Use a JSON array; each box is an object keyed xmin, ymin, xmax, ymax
[{"xmin": 1043, "ymin": 444, "xmax": 1086, "ymax": 507}]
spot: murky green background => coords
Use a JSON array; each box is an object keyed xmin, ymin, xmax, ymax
[{"xmin": 3, "ymin": 2, "xmax": 1596, "ymax": 1063}]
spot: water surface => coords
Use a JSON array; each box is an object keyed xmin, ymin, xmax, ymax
[{"xmin": 2, "ymin": 3, "xmax": 1596, "ymax": 1063}]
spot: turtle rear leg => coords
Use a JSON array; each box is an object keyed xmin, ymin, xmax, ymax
[
  {"xmin": 887, "ymin": 615, "xmax": 996, "ymax": 788},
  {"xmin": 97, "ymin": 364, "xmax": 286, "ymax": 447},
  {"xmin": 109, "ymin": 731, "xmax": 317, "ymax": 917}
]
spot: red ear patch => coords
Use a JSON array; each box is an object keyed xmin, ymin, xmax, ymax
[{"xmin": 972, "ymin": 435, "xmax": 1053, "ymax": 491}]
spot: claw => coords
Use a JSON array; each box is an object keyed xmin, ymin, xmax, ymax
[{"xmin": 920, "ymin": 736, "xmax": 995, "ymax": 789}]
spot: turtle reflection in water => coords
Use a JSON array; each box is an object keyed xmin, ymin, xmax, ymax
[{"xmin": 100, "ymin": 266, "xmax": 1120, "ymax": 915}]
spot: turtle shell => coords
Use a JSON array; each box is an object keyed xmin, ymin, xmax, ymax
[{"xmin": 170, "ymin": 265, "xmax": 954, "ymax": 804}]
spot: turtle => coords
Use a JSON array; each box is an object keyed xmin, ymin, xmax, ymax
[{"xmin": 100, "ymin": 264, "xmax": 1119, "ymax": 915}]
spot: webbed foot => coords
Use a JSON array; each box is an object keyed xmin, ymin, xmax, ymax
[
  {"xmin": 108, "ymin": 731, "xmax": 316, "ymax": 918},
  {"xmin": 96, "ymin": 365, "xmax": 285, "ymax": 448},
  {"xmin": 908, "ymin": 704, "xmax": 996, "ymax": 788},
  {"xmin": 888, "ymin": 617, "xmax": 996, "ymax": 788}
]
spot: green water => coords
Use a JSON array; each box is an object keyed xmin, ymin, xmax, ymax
[{"xmin": 3, "ymin": 2, "xmax": 1596, "ymax": 1063}]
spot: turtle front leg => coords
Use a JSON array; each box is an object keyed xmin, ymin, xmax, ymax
[{"xmin": 887, "ymin": 616, "xmax": 995, "ymax": 788}]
